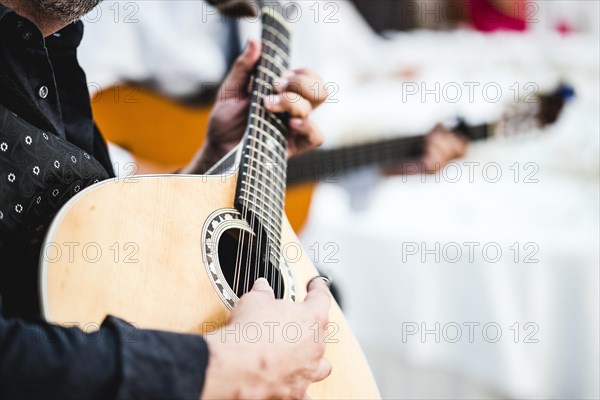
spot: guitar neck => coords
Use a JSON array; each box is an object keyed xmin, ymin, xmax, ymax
[
  {"xmin": 287, "ymin": 135, "xmax": 425, "ymax": 185},
  {"xmin": 287, "ymin": 86, "xmax": 568, "ymax": 186},
  {"xmin": 235, "ymin": 4, "xmax": 291, "ymax": 256}
]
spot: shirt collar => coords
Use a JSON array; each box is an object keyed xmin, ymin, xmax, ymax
[
  {"xmin": 0, "ymin": 3, "xmax": 13, "ymax": 21},
  {"xmin": 46, "ymin": 21, "xmax": 85, "ymax": 50},
  {"xmin": 0, "ymin": 3, "xmax": 84, "ymax": 50}
]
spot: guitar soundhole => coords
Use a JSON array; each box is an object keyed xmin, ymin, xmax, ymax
[{"xmin": 217, "ymin": 227, "xmax": 286, "ymax": 299}]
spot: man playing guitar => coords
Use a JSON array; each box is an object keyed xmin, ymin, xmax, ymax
[{"xmin": 0, "ymin": 0, "xmax": 333, "ymax": 398}]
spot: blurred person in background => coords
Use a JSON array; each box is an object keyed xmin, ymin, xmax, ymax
[
  {"xmin": 297, "ymin": 2, "xmax": 599, "ymax": 400},
  {"xmin": 465, "ymin": 0, "xmax": 528, "ymax": 32},
  {"xmin": 350, "ymin": 0, "xmax": 527, "ymax": 33},
  {"xmin": 79, "ymin": 0, "xmax": 467, "ymax": 181}
]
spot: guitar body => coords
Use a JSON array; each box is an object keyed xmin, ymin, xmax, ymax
[
  {"xmin": 40, "ymin": 174, "xmax": 379, "ymax": 399},
  {"xmin": 93, "ymin": 85, "xmax": 315, "ymax": 233}
]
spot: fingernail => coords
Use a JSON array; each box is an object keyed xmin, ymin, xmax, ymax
[
  {"xmin": 290, "ymin": 118, "xmax": 304, "ymax": 128},
  {"xmin": 244, "ymin": 40, "xmax": 256, "ymax": 55},
  {"xmin": 253, "ymin": 278, "xmax": 272, "ymax": 291},
  {"xmin": 266, "ymin": 95, "xmax": 281, "ymax": 105},
  {"xmin": 282, "ymin": 70, "xmax": 295, "ymax": 79},
  {"xmin": 307, "ymin": 276, "xmax": 332, "ymax": 291}
]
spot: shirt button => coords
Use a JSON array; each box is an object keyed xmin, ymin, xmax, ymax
[{"xmin": 38, "ymin": 86, "xmax": 49, "ymax": 99}]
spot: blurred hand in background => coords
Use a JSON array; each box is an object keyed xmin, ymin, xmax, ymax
[{"xmin": 383, "ymin": 124, "xmax": 468, "ymax": 175}]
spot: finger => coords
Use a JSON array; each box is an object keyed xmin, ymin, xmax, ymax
[
  {"xmin": 287, "ymin": 119, "xmax": 324, "ymax": 156},
  {"xmin": 310, "ymin": 358, "xmax": 333, "ymax": 383},
  {"xmin": 422, "ymin": 147, "xmax": 444, "ymax": 173},
  {"xmin": 273, "ymin": 70, "xmax": 329, "ymax": 106},
  {"xmin": 303, "ymin": 278, "xmax": 332, "ymax": 322},
  {"xmin": 437, "ymin": 133, "xmax": 466, "ymax": 162},
  {"xmin": 264, "ymin": 94, "xmax": 313, "ymax": 119},
  {"xmin": 422, "ymin": 134, "xmax": 450, "ymax": 173},
  {"xmin": 251, "ymin": 278, "xmax": 275, "ymax": 299},
  {"xmin": 219, "ymin": 39, "xmax": 261, "ymax": 99},
  {"xmin": 431, "ymin": 131, "xmax": 460, "ymax": 157},
  {"xmin": 450, "ymin": 134, "xmax": 469, "ymax": 157}
]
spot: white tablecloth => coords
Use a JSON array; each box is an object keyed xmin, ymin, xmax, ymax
[{"xmin": 301, "ymin": 95, "xmax": 599, "ymax": 399}]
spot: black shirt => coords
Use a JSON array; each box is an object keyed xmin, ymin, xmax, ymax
[{"xmin": 0, "ymin": 5, "xmax": 209, "ymax": 398}]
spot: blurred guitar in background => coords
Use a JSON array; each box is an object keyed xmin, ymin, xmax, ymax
[{"xmin": 93, "ymin": 84, "xmax": 570, "ymax": 232}]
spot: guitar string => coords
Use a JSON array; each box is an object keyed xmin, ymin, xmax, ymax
[
  {"xmin": 254, "ymin": 27, "xmax": 269, "ymax": 294},
  {"xmin": 255, "ymin": 22, "xmax": 273, "ymax": 294},
  {"xmin": 243, "ymin": 15, "xmax": 278, "ymax": 296},
  {"xmin": 258, "ymin": 12, "xmax": 289, "ymax": 297},
  {"xmin": 264, "ymin": 26, "xmax": 277, "ymax": 294},
  {"xmin": 260, "ymin": 15, "xmax": 285, "ymax": 296},
  {"xmin": 243, "ymin": 10, "xmax": 279, "ymax": 296},
  {"xmin": 242, "ymin": 0, "xmax": 267, "ymax": 299},
  {"xmin": 271, "ymin": 16, "xmax": 290, "ymax": 300},
  {"xmin": 237, "ymin": 37, "xmax": 261, "ymax": 297}
]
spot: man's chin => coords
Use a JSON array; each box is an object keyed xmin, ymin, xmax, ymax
[{"xmin": 31, "ymin": 0, "xmax": 103, "ymax": 23}]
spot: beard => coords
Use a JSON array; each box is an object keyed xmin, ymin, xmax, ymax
[{"xmin": 31, "ymin": 0, "xmax": 103, "ymax": 22}]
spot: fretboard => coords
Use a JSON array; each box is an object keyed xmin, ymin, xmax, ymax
[
  {"xmin": 287, "ymin": 135, "xmax": 425, "ymax": 185},
  {"xmin": 235, "ymin": 5, "xmax": 291, "ymax": 262}
]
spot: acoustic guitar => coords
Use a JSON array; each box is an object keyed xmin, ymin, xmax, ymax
[
  {"xmin": 40, "ymin": 5, "xmax": 380, "ymax": 399},
  {"xmin": 92, "ymin": 79, "xmax": 568, "ymax": 233}
]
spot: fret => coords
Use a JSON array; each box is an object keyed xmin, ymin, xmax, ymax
[
  {"xmin": 243, "ymin": 145, "xmax": 286, "ymax": 171},
  {"xmin": 252, "ymin": 90, "xmax": 267, "ymax": 100},
  {"xmin": 243, "ymin": 154, "xmax": 284, "ymax": 174},
  {"xmin": 257, "ymin": 65, "xmax": 281, "ymax": 84},
  {"xmin": 248, "ymin": 120, "xmax": 287, "ymax": 151},
  {"xmin": 249, "ymin": 115, "xmax": 287, "ymax": 146},
  {"xmin": 254, "ymin": 77, "xmax": 276, "ymax": 93},
  {"xmin": 244, "ymin": 163, "xmax": 286, "ymax": 187},
  {"xmin": 263, "ymin": 39, "xmax": 289, "ymax": 63},
  {"xmin": 246, "ymin": 134, "xmax": 286, "ymax": 163},
  {"xmin": 248, "ymin": 116, "xmax": 287, "ymax": 146},
  {"xmin": 262, "ymin": 7, "xmax": 291, "ymax": 36},
  {"xmin": 260, "ymin": 53, "xmax": 287, "ymax": 76},
  {"xmin": 240, "ymin": 184, "xmax": 284, "ymax": 208},
  {"xmin": 238, "ymin": 189, "xmax": 282, "ymax": 225},
  {"xmin": 263, "ymin": 24, "xmax": 290, "ymax": 49},
  {"xmin": 238, "ymin": 194, "xmax": 282, "ymax": 232},
  {"xmin": 238, "ymin": 187, "xmax": 283, "ymax": 218},
  {"xmin": 251, "ymin": 109, "xmax": 287, "ymax": 136},
  {"xmin": 241, "ymin": 166, "xmax": 285, "ymax": 199},
  {"xmin": 241, "ymin": 172, "xmax": 286, "ymax": 200}
]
